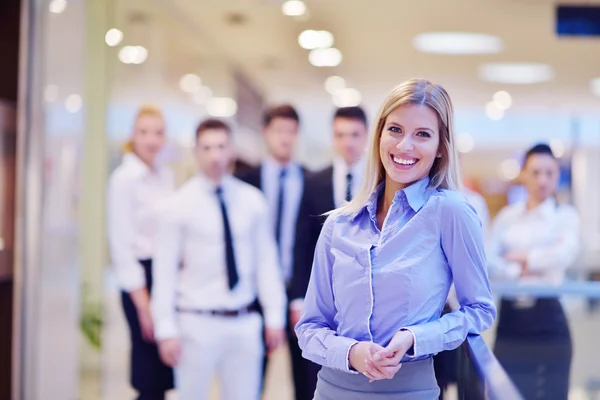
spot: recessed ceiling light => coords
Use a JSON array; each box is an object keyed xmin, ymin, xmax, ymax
[
  {"xmin": 105, "ymin": 29, "xmax": 123, "ymax": 47},
  {"xmin": 412, "ymin": 32, "xmax": 503, "ymax": 55},
  {"xmin": 485, "ymin": 101, "xmax": 504, "ymax": 121},
  {"xmin": 298, "ymin": 30, "xmax": 334, "ymax": 50},
  {"xmin": 550, "ymin": 139, "xmax": 566, "ymax": 158},
  {"xmin": 282, "ymin": 0, "xmax": 306, "ymax": 17},
  {"xmin": 479, "ymin": 63, "xmax": 554, "ymax": 85},
  {"xmin": 207, "ymin": 97, "xmax": 237, "ymax": 117},
  {"xmin": 49, "ymin": 0, "xmax": 67, "ymax": 14},
  {"xmin": 498, "ymin": 159, "xmax": 520, "ymax": 181},
  {"xmin": 44, "ymin": 85, "xmax": 59, "ymax": 103},
  {"xmin": 65, "ymin": 94, "xmax": 82, "ymax": 113},
  {"xmin": 309, "ymin": 48, "xmax": 342, "ymax": 67},
  {"xmin": 590, "ymin": 77, "xmax": 600, "ymax": 97},
  {"xmin": 332, "ymin": 88, "xmax": 361, "ymax": 107},
  {"xmin": 456, "ymin": 133, "xmax": 475, "ymax": 153},
  {"xmin": 493, "ymin": 90, "xmax": 512, "ymax": 110},
  {"xmin": 179, "ymin": 74, "xmax": 202, "ymax": 93},
  {"xmin": 324, "ymin": 76, "xmax": 346, "ymax": 94},
  {"xmin": 119, "ymin": 46, "xmax": 148, "ymax": 65}
]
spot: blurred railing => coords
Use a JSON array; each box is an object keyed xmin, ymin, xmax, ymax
[{"xmin": 455, "ymin": 281, "xmax": 600, "ymax": 400}]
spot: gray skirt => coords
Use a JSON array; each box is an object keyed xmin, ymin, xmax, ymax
[{"xmin": 315, "ymin": 358, "xmax": 440, "ymax": 400}]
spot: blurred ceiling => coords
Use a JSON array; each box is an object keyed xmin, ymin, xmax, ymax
[{"xmin": 140, "ymin": 0, "xmax": 600, "ymax": 112}]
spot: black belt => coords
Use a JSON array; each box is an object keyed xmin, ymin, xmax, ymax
[{"xmin": 177, "ymin": 302, "xmax": 259, "ymax": 317}]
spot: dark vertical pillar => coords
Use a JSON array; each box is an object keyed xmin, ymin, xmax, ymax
[{"xmin": 0, "ymin": 0, "xmax": 22, "ymax": 398}]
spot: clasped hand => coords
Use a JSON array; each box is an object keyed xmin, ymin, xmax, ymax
[{"xmin": 349, "ymin": 330, "xmax": 414, "ymax": 382}]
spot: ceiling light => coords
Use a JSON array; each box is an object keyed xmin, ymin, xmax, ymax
[
  {"xmin": 309, "ymin": 48, "xmax": 342, "ymax": 67},
  {"xmin": 485, "ymin": 101, "xmax": 504, "ymax": 120},
  {"xmin": 412, "ymin": 32, "xmax": 503, "ymax": 55},
  {"xmin": 498, "ymin": 159, "xmax": 520, "ymax": 181},
  {"xmin": 493, "ymin": 90, "xmax": 512, "ymax": 110},
  {"xmin": 207, "ymin": 97, "xmax": 237, "ymax": 117},
  {"xmin": 179, "ymin": 74, "xmax": 202, "ymax": 93},
  {"xmin": 49, "ymin": 0, "xmax": 67, "ymax": 14},
  {"xmin": 282, "ymin": 0, "xmax": 306, "ymax": 17},
  {"xmin": 550, "ymin": 139, "xmax": 566, "ymax": 158},
  {"xmin": 590, "ymin": 77, "xmax": 600, "ymax": 97},
  {"xmin": 105, "ymin": 29, "xmax": 123, "ymax": 47},
  {"xmin": 456, "ymin": 133, "xmax": 475, "ymax": 153},
  {"xmin": 479, "ymin": 63, "xmax": 555, "ymax": 85},
  {"xmin": 191, "ymin": 86, "xmax": 213, "ymax": 105},
  {"xmin": 298, "ymin": 30, "xmax": 334, "ymax": 50},
  {"xmin": 325, "ymin": 76, "xmax": 346, "ymax": 95},
  {"xmin": 118, "ymin": 46, "xmax": 148, "ymax": 65},
  {"xmin": 65, "ymin": 94, "xmax": 82, "ymax": 113},
  {"xmin": 332, "ymin": 88, "xmax": 361, "ymax": 107},
  {"xmin": 44, "ymin": 85, "xmax": 59, "ymax": 103}
]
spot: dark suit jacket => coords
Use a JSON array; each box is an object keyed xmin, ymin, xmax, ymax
[
  {"xmin": 289, "ymin": 166, "xmax": 335, "ymax": 302},
  {"xmin": 235, "ymin": 162, "xmax": 308, "ymax": 298}
]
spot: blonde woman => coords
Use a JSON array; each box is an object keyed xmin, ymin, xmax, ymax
[
  {"xmin": 295, "ymin": 79, "xmax": 496, "ymax": 399},
  {"xmin": 107, "ymin": 105, "xmax": 175, "ymax": 400}
]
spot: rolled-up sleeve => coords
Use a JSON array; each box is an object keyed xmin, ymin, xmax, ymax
[
  {"xmin": 255, "ymin": 196, "xmax": 287, "ymax": 330},
  {"xmin": 107, "ymin": 173, "xmax": 146, "ymax": 292},
  {"xmin": 403, "ymin": 194, "xmax": 496, "ymax": 358},
  {"xmin": 295, "ymin": 215, "xmax": 358, "ymax": 373}
]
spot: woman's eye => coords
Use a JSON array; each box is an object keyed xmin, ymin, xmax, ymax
[
  {"xmin": 388, "ymin": 126, "xmax": 401, "ymax": 133},
  {"xmin": 417, "ymin": 131, "xmax": 431, "ymax": 138}
]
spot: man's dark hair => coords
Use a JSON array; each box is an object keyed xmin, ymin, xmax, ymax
[
  {"xmin": 523, "ymin": 143, "xmax": 556, "ymax": 167},
  {"xmin": 334, "ymin": 106, "xmax": 368, "ymax": 126},
  {"xmin": 195, "ymin": 118, "xmax": 231, "ymax": 141},
  {"xmin": 263, "ymin": 104, "xmax": 300, "ymax": 127}
]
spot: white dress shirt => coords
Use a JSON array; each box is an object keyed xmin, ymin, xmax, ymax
[
  {"xmin": 332, "ymin": 157, "xmax": 366, "ymax": 208},
  {"xmin": 107, "ymin": 153, "xmax": 175, "ymax": 292},
  {"xmin": 462, "ymin": 188, "xmax": 490, "ymax": 236},
  {"xmin": 151, "ymin": 174, "xmax": 287, "ymax": 341},
  {"xmin": 487, "ymin": 197, "xmax": 581, "ymax": 285},
  {"xmin": 260, "ymin": 156, "xmax": 304, "ymax": 284}
]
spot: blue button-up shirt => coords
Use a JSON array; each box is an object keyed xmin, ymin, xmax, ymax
[{"xmin": 295, "ymin": 177, "xmax": 496, "ymax": 372}]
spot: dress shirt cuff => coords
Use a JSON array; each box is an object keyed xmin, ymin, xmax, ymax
[
  {"xmin": 399, "ymin": 324, "xmax": 441, "ymax": 358},
  {"xmin": 116, "ymin": 263, "xmax": 146, "ymax": 292},
  {"xmin": 400, "ymin": 328, "xmax": 418, "ymax": 358},
  {"xmin": 264, "ymin": 309, "xmax": 286, "ymax": 330},
  {"xmin": 155, "ymin": 319, "xmax": 179, "ymax": 341},
  {"xmin": 328, "ymin": 336, "xmax": 359, "ymax": 374},
  {"xmin": 289, "ymin": 299, "xmax": 304, "ymax": 312}
]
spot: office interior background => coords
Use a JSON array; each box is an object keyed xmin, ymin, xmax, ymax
[{"xmin": 1, "ymin": 0, "xmax": 600, "ymax": 399}]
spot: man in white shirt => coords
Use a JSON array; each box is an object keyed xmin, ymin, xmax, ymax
[
  {"xmin": 290, "ymin": 106, "xmax": 369, "ymax": 399},
  {"xmin": 151, "ymin": 119, "xmax": 287, "ymax": 400}
]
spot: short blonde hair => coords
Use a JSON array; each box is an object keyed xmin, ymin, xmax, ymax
[
  {"xmin": 338, "ymin": 79, "xmax": 461, "ymax": 216},
  {"xmin": 122, "ymin": 105, "xmax": 164, "ymax": 153}
]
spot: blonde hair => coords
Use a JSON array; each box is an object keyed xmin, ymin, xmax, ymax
[
  {"xmin": 337, "ymin": 78, "xmax": 461, "ymax": 216},
  {"xmin": 122, "ymin": 104, "xmax": 164, "ymax": 153}
]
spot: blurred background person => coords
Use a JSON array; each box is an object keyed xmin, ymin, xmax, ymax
[
  {"xmin": 106, "ymin": 105, "xmax": 175, "ymax": 400},
  {"xmin": 487, "ymin": 143, "xmax": 580, "ymax": 400},
  {"xmin": 236, "ymin": 105, "xmax": 309, "ymax": 400},
  {"xmin": 151, "ymin": 119, "xmax": 287, "ymax": 400},
  {"xmin": 289, "ymin": 105, "xmax": 369, "ymax": 399}
]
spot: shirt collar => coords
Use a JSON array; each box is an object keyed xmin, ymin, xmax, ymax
[
  {"xmin": 196, "ymin": 172, "xmax": 233, "ymax": 193},
  {"xmin": 263, "ymin": 155, "xmax": 300, "ymax": 176},
  {"xmin": 352, "ymin": 176, "xmax": 433, "ymax": 223},
  {"xmin": 123, "ymin": 152, "xmax": 153, "ymax": 176},
  {"xmin": 333, "ymin": 156, "xmax": 366, "ymax": 177},
  {"xmin": 522, "ymin": 196, "xmax": 557, "ymax": 218}
]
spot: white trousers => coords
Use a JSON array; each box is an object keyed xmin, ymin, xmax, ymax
[{"xmin": 175, "ymin": 312, "xmax": 263, "ymax": 400}]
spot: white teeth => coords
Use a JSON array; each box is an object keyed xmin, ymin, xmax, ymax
[{"xmin": 393, "ymin": 156, "xmax": 417, "ymax": 165}]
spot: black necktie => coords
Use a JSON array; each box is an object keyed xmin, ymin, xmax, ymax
[
  {"xmin": 275, "ymin": 168, "xmax": 287, "ymax": 248},
  {"xmin": 216, "ymin": 187, "xmax": 239, "ymax": 290},
  {"xmin": 346, "ymin": 172, "xmax": 353, "ymax": 202}
]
